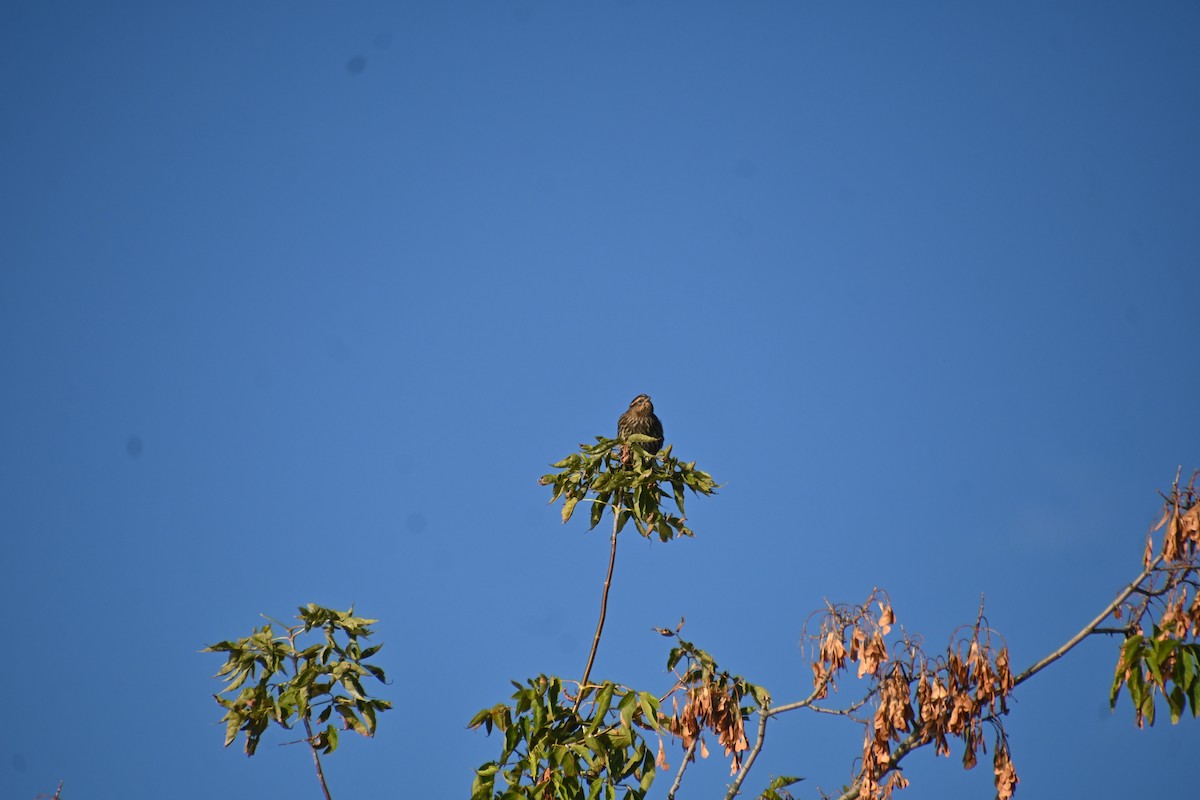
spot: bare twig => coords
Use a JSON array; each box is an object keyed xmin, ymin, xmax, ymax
[
  {"xmin": 302, "ymin": 715, "xmax": 334, "ymax": 800},
  {"xmin": 766, "ymin": 672, "xmax": 835, "ymax": 717},
  {"xmin": 725, "ymin": 699, "xmax": 770, "ymax": 800},
  {"xmin": 1014, "ymin": 554, "xmax": 1164, "ymax": 687},
  {"xmin": 805, "ymin": 688, "xmax": 877, "ymax": 718},
  {"xmin": 666, "ymin": 738, "xmax": 699, "ymax": 800},
  {"xmin": 34, "ymin": 781, "xmax": 65, "ymax": 800},
  {"xmin": 578, "ymin": 490, "xmax": 623, "ymax": 702}
]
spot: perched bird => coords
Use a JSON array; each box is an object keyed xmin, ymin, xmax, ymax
[{"xmin": 617, "ymin": 394, "xmax": 664, "ymax": 455}]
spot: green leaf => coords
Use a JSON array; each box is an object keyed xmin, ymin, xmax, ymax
[
  {"xmin": 1168, "ymin": 686, "xmax": 1185, "ymax": 724},
  {"xmin": 223, "ymin": 713, "xmax": 240, "ymax": 749},
  {"xmin": 1111, "ymin": 636, "xmax": 1144, "ymax": 708},
  {"xmin": 1142, "ymin": 688, "xmax": 1156, "ymax": 726},
  {"xmin": 637, "ymin": 692, "xmax": 659, "ymax": 729},
  {"xmin": 766, "ymin": 775, "xmax": 805, "ymax": 790},
  {"xmin": 638, "ymin": 758, "xmax": 656, "ymax": 792},
  {"xmin": 587, "ymin": 683, "xmax": 615, "ymax": 735},
  {"xmin": 1154, "ymin": 637, "xmax": 1178, "ymax": 668},
  {"xmin": 1147, "ymin": 648, "xmax": 1165, "ymax": 689},
  {"xmin": 562, "ymin": 495, "xmax": 580, "ymax": 524},
  {"xmin": 337, "ymin": 704, "xmax": 369, "ymax": 736},
  {"xmin": 361, "ymin": 701, "xmax": 378, "ymax": 733},
  {"xmin": 618, "ymin": 690, "xmax": 638, "ymax": 730},
  {"xmin": 1178, "ymin": 647, "xmax": 1196, "ymax": 690},
  {"xmin": 590, "ymin": 492, "xmax": 611, "ymax": 529},
  {"xmin": 1190, "ymin": 664, "xmax": 1200, "ymax": 718}
]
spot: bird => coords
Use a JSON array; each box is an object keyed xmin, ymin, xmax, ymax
[{"xmin": 617, "ymin": 394, "xmax": 664, "ymax": 456}]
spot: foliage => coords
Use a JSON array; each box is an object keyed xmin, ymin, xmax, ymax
[
  {"xmin": 801, "ymin": 592, "xmax": 1017, "ymax": 800},
  {"xmin": 659, "ymin": 631, "xmax": 770, "ymax": 776},
  {"xmin": 1109, "ymin": 475, "xmax": 1200, "ymax": 727},
  {"xmin": 202, "ymin": 420, "xmax": 1199, "ymax": 799},
  {"xmin": 468, "ymin": 676, "xmax": 663, "ymax": 800},
  {"xmin": 204, "ymin": 604, "xmax": 391, "ymax": 757},
  {"xmin": 478, "ymin": 432, "xmax": 1200, "ymax": 799},
  {"xmin": 467, "ymin": 437, "xmax": 719, "ymax": 799},
  {"xmin": 539, "ymin": 436, "xmax": 717, "ymax": 541}
]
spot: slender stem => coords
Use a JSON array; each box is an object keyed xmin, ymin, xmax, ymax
[
  {"xmin": 302, "ymin": 715, "xmax": 334, "ymax": 800},
  {"xmin": 1014, "ymin": 554, "xmax": 1163, "ymax": 687},
  {"xmin": 579, "ymin": 490, "xmax": 622, "ymax": 697},
  {"xmin": 765, "ymin": 672, "xmax": 835, "ymax": 717},
  {"xmin": 666, "ymin": 738, "xmax": 698, "ymax": 800}
]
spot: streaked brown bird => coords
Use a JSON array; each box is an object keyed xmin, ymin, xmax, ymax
[{"xmin": 617, "ymin": 394, "xmax": 664, "ymax": 455}]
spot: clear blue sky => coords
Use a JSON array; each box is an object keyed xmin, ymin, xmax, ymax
[{"xmin": 2, "ymin": 2, "xmax": 1198, "ymax": 798}]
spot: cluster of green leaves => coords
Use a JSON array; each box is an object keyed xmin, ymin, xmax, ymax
[
  {"xmin": 468, "ymin": 676, "xmax": 663, "ymax": 800},
  {"xmin": 539, "ymin": 436, "xmax": 718, "ymax": 541},
  {"xmin": 1110, "ymin": 626, "xmax": 1200, "ymax": 726},
  {"xmin": 203, "ymin": 604, "xmax": 392, "ymax": 756},
  {"xmin": 760, "ymin": 775, "xmax": 806, "ymax": 800}
]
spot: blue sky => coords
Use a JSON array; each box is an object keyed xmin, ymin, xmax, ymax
[{"xmin": 2, "ymin": 2, "xmax": 1198, "ymax": 798}]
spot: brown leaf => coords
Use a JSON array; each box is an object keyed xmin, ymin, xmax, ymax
[
  {"xmin": 881, "ymin": 771, "xmax": 909, "ymax": 800},
  {"xmin": 993, "ymin": 746, "xmax": 1019, "ymax": 800},
  {"xmin": 877, "ymin": 601, "xmax": 895, "ymax": 635},
  {"xmin": 857, "ymin": 631, "xmax": 889, "ymax": 679},
  {"xmin": 1164, "ymin": 512, "xmax": 1181, "ymax": 561},
  {"xmin": 823, "ymin": 631, "xmax": 849, "ymax": 673},
  {"xmin": 962, "ymin": 743, "xmax": 977, "ymax": 770},
  {"xmin": 655, "ymin": 738, "xmax": 670, "ymax": 771},
  {"xmin": 1181, "ymin": 503, "xmax": 1200, "ymax": 541}
]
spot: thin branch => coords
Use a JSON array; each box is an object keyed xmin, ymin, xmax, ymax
[
  {"xmin": 766, "ymin": 672, "xmax": 835, "ymax": 717},
  {"xmin": 578, "ymin": 490, "xmax": 623, "ymax": 702},
  {"xmin": 806, "ymin": 689, "xmax": 876, "ymax": 718},
  {"xmin": 1014, "ymin": 554, "xmax": 1164, "ymax": 687},
  {"xmin": 34, "ymin": 781, "xmax": 65, "ymax": 800},
  {"xmin": 725, "ymin": 700, "xmax": 770, "ymax": 800},
  {"xmin": 832, "ymin": 552, "xmax": 1173, "ymax": 800},
  {"xmin": 302, "ymin": 715, "xmax": 334, "ymax": 800},
  {"xmin": 666, "ymin": 738, "xmax": 698, "ymax": 800}
]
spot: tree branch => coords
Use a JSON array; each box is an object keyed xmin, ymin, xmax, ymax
[
  {"xmin": 302, "ymin": 715, "xmax": 334, "ymax": 800},
  {"xmin": 666, "ymin": 738, "xmax": 698, "ymax": 800},
  {"xmin": 578, "ymin": 491, "xmax": 623, "ymax": 699},
  {"xmin": 1014, "ymin": 554, "xmax": 1163, "ymax": 687},
  {"xmin": 831, "ymin": 553, "xmax": 1171, "ymax": 800},
  {"xmin": 766, "ymin": 672, "xmax": 835, "ymax": 717}
]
